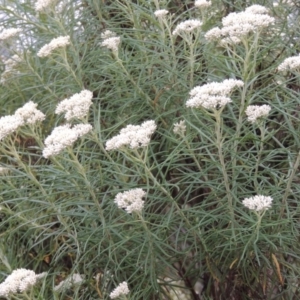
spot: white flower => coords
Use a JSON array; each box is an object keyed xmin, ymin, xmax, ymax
[
  {"xmin": 172, "ymin": 19, "xmax": 202, "ymax": 35},
  {"xmin": 101, "ymin": 37, "xmax": 121, "ymax": 52},
  {"xmin": 245, "ymin": 105, "xmax": 271, "ymax": 123},
  {"xmin": 110, "ymin": 281, "xmax": 130, "ymax": 299},
  {"xmin": 101, "ymin": 30, "xmax": 116, "ymax": 39},
  {"xmin": 114, "ymin": 189, "xmax": 146, "ymax": 213},
  {"xmin": 154, "ymin": 9, "xmax": 169, "ymax": 18},
  {"xmin": 3, "ymin": 55, "xmax": 22, "ymax": 70},
  {"xmin": 37, "ymin": 36, "xmax": 70, "ymax": 58},
  {"xmin": 55, "ymin": 90, "xmax": 93, "ymax": 120},
  {"xmin": 0, "ymin": 28, "xmax": 21, "ymax": 41},
  {"xmin": 0, "ymin": 115, "xmax": 24, "ymax": 140},
  {"xmin": 15, "ymin": 101, "xmax": 46, "ymax": 125},
  {"xmin": 0, "ymin": 166, "xmax": 10, "ymax": 175},
  {"xmin": 35, "ymin": 0, "xmax": 57, "ymax": 12},
  {"xmin": 245, "ymin": 5, "xmax": 269, "ymax": 14},
  {"xmin": 105, "ymin": 120, "xmax": 157, "ymax": 151},
  {"xmin": 54, "ymin": 274, "xmax": 84, "ymax": 292},
  {"xmin": 205, "ymin": 5, "xmax": 274, "ymax": 45},
  {"xmin": 242, "ymin": 195, "xmax": 273, "ymax": 212},
  {"xmin": 0, "ymin": 269, "xmax": 46, "ymax": 297},
  {"xmin": 195, "ymin": 0, "xmax": 211, "ymax": 8},
  {"xmin": 173, "ymin": 120, "xmax": 186, "ymax": 136},
  {"xmin": 186, "ymin": 79, "xmax": 244, "ymax": 109},
  {"xmin": 0, "ymin": 55, "xmax": 22, "ymax": 84},
  {"xmin": 278, "ymin": 54, "xmax": 300, "ymax": 72},
  {"xmin": 204, "ymin": 27, "xmax": 222, "ymax": 41},
  {"xmin": 43, "ymin": 124, "xmax": 92, "ymax": 158}
]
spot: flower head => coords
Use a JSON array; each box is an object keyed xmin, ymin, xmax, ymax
[
  {"xmin": 3, "ymin": 55, "xmax": 22, "ymax": 70},
  {"xmin": 55, "ymin": 90, "xmax": 93, "ymax": 120},
  {"xmin": 205, "ymin": 5, "xmax": 274, "ymax": 45},
  {"xmin": 278, "ymin": 54, "xmax": 300, "ymax": 72},
  {"xmin": 0, "ymin": 28, "xmax": 21, "ymax": 41},
  {"xmin": 186, "ymin": 79, "xmax": 244, "ymax": 109},
  {"xmin": 54, "ymin": 274, "xmax": 84, "ymax": 292},
  {"xmin": 0, "ymin": 115, "xmax": 24, "ymax": 141},
  {"xmin": 0, "ymin": 55, "xmax": 22, "ymax": 84},
  {"xmin": 110, "ymin": 281, "xmax": 130, "ymax": 299},
  {"xmin": 173, "ymin": 120, "xmax": 186, "ymax": 136},
  {"xmin": 37, "ymin": 36, "xmax": 70, "ymax": 58},
  {"xmin": 195, "ymin": 0, "xmax": 211, "ymax": 8},
  {"xmin": 101, "ymin": 30, "xmax": 116, "ymax": 39},
  {"xmin": 245, "ymin": 105, "xmax": 271, "ymax": 123},
  {"xmin": 15, "ymin": 101, "xmax": 46, "ymax": 125},
  {"xmin": 0, "ymin": 269, "xmax": 46, "ymax": 297},
  {"xmin": 114, "ymin": 189, "xmax": 146, "ymax": 213},
  {"xmin": 35, "ymin": 0, "xmax": 57, "ymax": 12},
  {"xmin": 105, "ymin": 120, "xmax": 157, "ymax": 151},
  {"xmin": 43, "ymin": 124, "xmax": 92, "ymax": 158},
  {"xmin": 242, "ymin": 195, "xmax": 273, "ymax": 212},
  {"xmin": 172, "ymin": 19, "xmax": 202, "ymax": 35},
  {"xmin": 154, "ymin": 9, "xmax": 169, "ymax": 18},
  {"xmin": 245, "ymin": 4, "xmax": 269, "ymax": 14},
  {"xmin": 101, "ymin": 37, "xmax": 121, "ymax": 52}
]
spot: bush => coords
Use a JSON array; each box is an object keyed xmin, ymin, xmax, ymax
[{"xmin": 0, "ymin": 0, "xmax": 300, "ymax": 299}]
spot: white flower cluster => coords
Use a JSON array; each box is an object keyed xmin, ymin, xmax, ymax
[
  {"xmin": 43, "ymin": 124, "xmax": 92, "ymax": 158},
  {"xmin": 0, "ymin": 115, "xmax": 24, "ymax": 141},
  {"xmin": 100, "ymin": 30, "xmax": 120, "ymax": 52},
  {"xmin": 278, "ymin": 54, "xmax": 300, "ymax": 72},
  {"xmin": 114, "ymin": 188, "xmax": 146, "ymax": 213},
  {"xmin": 55, "ymin": 90, "xmax": 93, "ymax": 120},
  {"xmin": 3, "ymin": 55, "xmax": 22, "ymax": 70},
  {"xmin": 35, "ymin": 0, "xmax": 57, "ymax": 12},
  {"xmin": 15, "ymin": 101, "xmax": 46, "ymax": 125},
  {"xmin": 0, "ymin": 101, "xmax": 45, "ymax": 140},
  {"xmin": 195, "ymin": 0, "xmax": 212, "ymax": 8},
  {"xmin": 172, "ymin": 19, "xmax": 202, "ymax": 35},
  {"xmin": 0, "ymin": 269, "xmax": 46, "ymax": 297},
  {"xmin": 173, "ymin": 120, "xmax": 186, "ymax": 136},
  {"xmin": 101, "ymin": 37, "xmax": 121, "ymax": 52},
  {"xmin": 0, "ymin": 28, "xmax": 21, "ymax": 41},
  {"xmin": 54, "ymin": 273, "xmax": 84, "ymax": 291},
  {"xmin": 110, "ymin": 281, "xmax": 130, "ymax": 299},
  {"xmin": 0, "ymin": 166, "xmax": 10, "ymax": 175},
  {"xmin": 245, "ymin": 105, "xmax": 271, "ymax": 123},
  {"xmin": 242, "ymin": 195, "xmax": 273, "ymax": 212},
  {"xmin": 205, "ymin": 5, "xmax": 274, "ymax": 45},
  {"xmin": 101, "ymin": 30, "xmax": 116, "ymax": 39},
  {"xmin": 0, "ymin": 54, "xmax": 22, "ymax": 84},
  {"xmin": 37, "ymin": 36, "xmax": 70, "ymax": 58},
  {"xmin": 105, "ymin": 120, "xmax": 157, "ymax": 151},
  {"xmin": 154, "ymin": 9, "xmax": 169, "ymax": 18},
  {"xmin": 274, "ymin": 0, "xmax": 294, "ymax": 6},
  {"xmin": 186, "ymin": 79, "xmax": 244, "ymax": 109}
]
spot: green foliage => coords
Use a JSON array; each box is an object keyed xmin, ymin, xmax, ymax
[{"xmin": 1, "ymin": 0, "xmax": 300, "ymax": 299}]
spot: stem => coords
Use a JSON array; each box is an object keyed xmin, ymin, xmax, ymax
[
  {"xmin": 239, "ymin": 212, "xmax": 264, "ymax": 263},
  {"xmin": 131, "ymin": 149, "xmax": 209, "ymax": 254},
  {"xmin": 136, "ymin": 212, "xmax": 156, "ymax": 280},
  {"xmin": 115, "ymin": 57, "xmax": 153, "ymax": 106},
  {"xmin": 254, "ymin": 125, "xmax": 266, "ymax": 190},
  {"xmin": 162, "ymin": 18, "xmax": 176, "ymax": 64},
  {"xmin": 214, "ymin": 111, "xmax": 236, "ymax": 240},
  {"xmin": 188, "ymin": 40, "xmax": 195, "ymax": 88},
  {"xmin": 115, "ymin": 57, "xmax": 167, "ymax": 127},
  {"xmin": 60, "ymin": 48, "xmax": 83, "ymax": 88},
  {"xmin": 280, "ymin": 150, "xmax": 300, "ymax": 218},
  {"xmin": 183, "ymin": 137, "xmax": 209, "ymax": 182},
  {"xmin": 67, "ymin": 148, "xmax": 105, "ymax": 225},
  {"xmin": 4, "ymin": 137, "xmax": 47, "ymax": 197}
]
